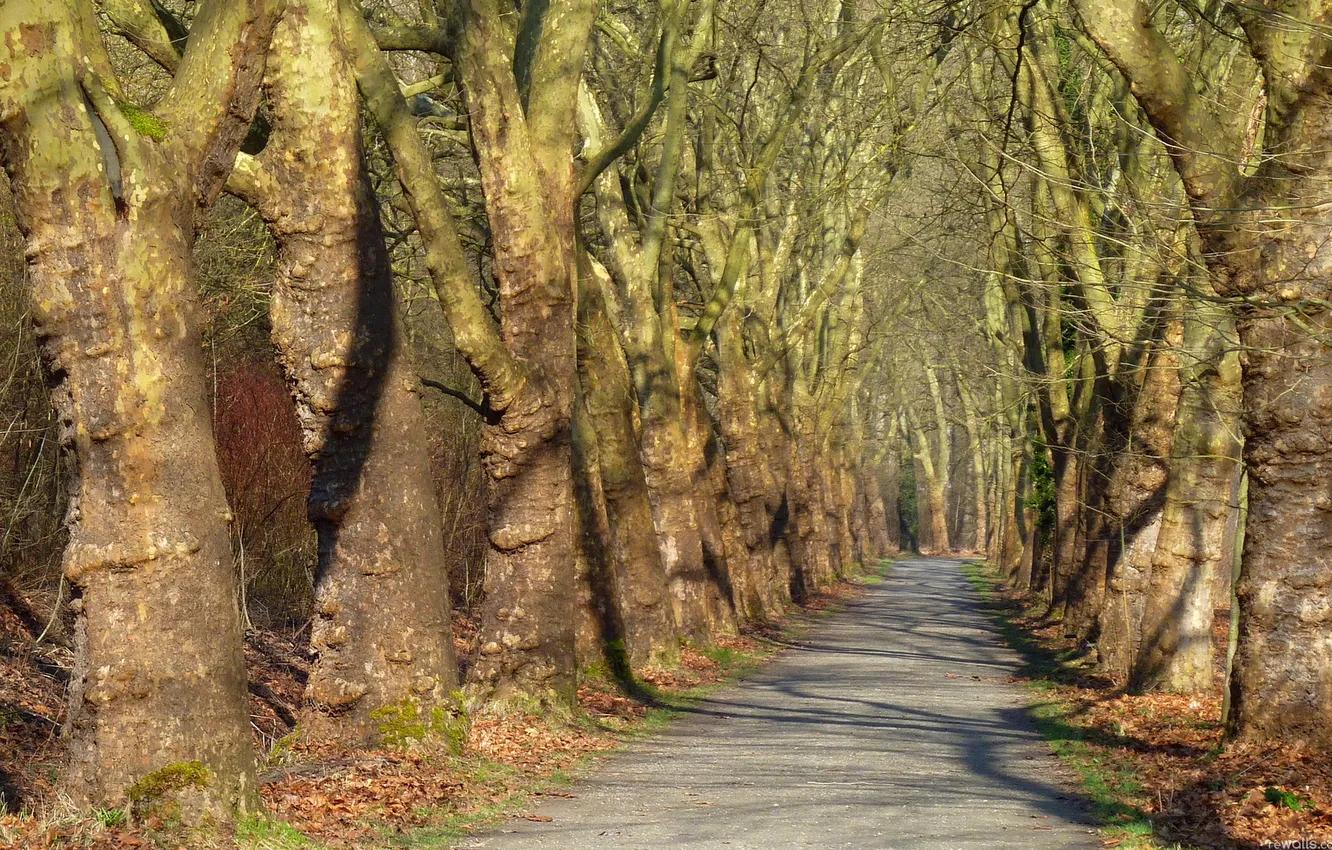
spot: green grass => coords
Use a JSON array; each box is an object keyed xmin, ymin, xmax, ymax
[
  {"xmin": 959, "ymin": 560, "xmax": 1186, "ymax": 850},
  {"xmin": 237, "ymin": 815, "xmax": 321, "ymax": 850},
  {"xmin": 91, "ymin": 807, "xmax": 126, "ymax": 828}
]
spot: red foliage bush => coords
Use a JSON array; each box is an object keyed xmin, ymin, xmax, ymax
[{"xmin": 212, "ymin": 358, "xmax": 316, "ymax": 627}]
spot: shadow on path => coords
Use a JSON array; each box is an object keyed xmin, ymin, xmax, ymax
[{"xmin": 463, "ymin": 558, "xmax": 1101, "ymax": 850}]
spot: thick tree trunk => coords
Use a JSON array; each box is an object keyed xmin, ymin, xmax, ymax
[
  {"xmin": 963, "ymin": 412, "xmax": 989, "ymax": 557},
  {"xmin": 243, "ymin": 0, "xmax": 456, "ymax": 742},
  {"xmin": 833, "ymin": 447, "xmax": 861, "ymax": 570},
  {"xmin": 787, "ymin": 429, "xmax": 833, "ymax": 597},
  {"xmin": 1095, "ymin": 377, "xmax": 1175, "ymax": 673},
  {"xmin": 700, "ymin": 422, "xmax": 755, "ymax": 625},
  {"xmin": 1228, "ymin": 311, "xmax": 1332, "ymax": 744},
  {"xmin": 460, "ymin": 2, "xmax": 594, "ymax": 703},
  {"xmin": 1067, "ymin": 397, "xmax": 1125, "ymax": 640},
  {"xmin": 345, "ymin": 2, "xmax": 593, "ymax": 703},
  {"xmin": 910, "ymin": 422, "xmax": 951, "ymax": 555},
  {"xmin": 578, "ymin": 262, "xmax": 677, "ymax": 665},
  {"xmin": 1132, "ymin": 306, "xmax": 1242, "ymax": 693},
  {"xmin": 1000, "ymin": 442, "xmax": 1028, "ymax": 581},
  {"xmin": 1071, "ymin": 0, "xmax": 1332, "ymax": 749},
  {"xmin": 1017, "ymin": 500, "xmax": 1041, "ymax": 592},
  {"xmin": 637, "ymin": 400, "xmax": 718, "ymax": 640},
  {"xmin": 863, "ymin": 466, "xmax": 893, "ymax": 559},
  {"xmin": 716, "ymin": 310, "xmax": 786, "ymax": 613},
  {"xmin": 0, "ymin": 0, "xmax": 278, "ymax": 814},
  {"xmin": 1048, "ymin": 441, "xmax": 1082, "ymax": 612},
  {"xmin": 879, "ymin": 444, "xmax": 904, "ymax": 555},
  {"xmin": 820, "ymin": 459, "xmax": 847, "ymax": 578}
]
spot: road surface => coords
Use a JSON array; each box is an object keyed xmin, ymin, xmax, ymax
[{"xmin": 461, "ymin": 557, "xmax": 1099, "ymax": 850}]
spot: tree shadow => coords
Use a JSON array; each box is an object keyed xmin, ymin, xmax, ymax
[{"xmin": 305, "ymin": 175, "xmax": 396, "ymax": 598}]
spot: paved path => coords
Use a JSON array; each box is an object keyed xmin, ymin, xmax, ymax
[{"xmin": 462, "ymin": 558, "xmax": 1100, "ymax": 850}]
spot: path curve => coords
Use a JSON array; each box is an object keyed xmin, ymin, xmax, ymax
[{"xmin": 462, "ymin": 557, "xmax": 1100, "ymax": 849}]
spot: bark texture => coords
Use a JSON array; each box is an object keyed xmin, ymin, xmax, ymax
[
  {"xmin": 577, "ymin": 258, "xmax": 678, "ymax": 664},
  {"xmin": 240, "ymin": 0, "xmax": 457, "ymax": 740},
  {"xmin": 459, "ymin": 0, "xmax": 593, "ymax": 703},
  {"xmin": 1133, "ymin": 306, "xmax": 1241, "ymax": 693},
  {"xmin": 0, "ymin": 0, "xmax": 278, "ymax": 814}
]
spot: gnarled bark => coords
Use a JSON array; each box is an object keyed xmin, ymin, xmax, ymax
[
  {"xmin": 235, "ymin": 0, "xmax": 457, "ymax": 743},
  {"xmin": 0, "ymin": 0, "xmax": 279, "ymax": 814}
]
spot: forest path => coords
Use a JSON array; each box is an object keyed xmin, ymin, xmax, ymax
[{"xmin": 459, "ymin": 557, "xmax": 1100, "ymax": 849}]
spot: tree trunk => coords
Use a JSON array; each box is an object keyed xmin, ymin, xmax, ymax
[
  {"xmin": 716, "ymin": 308, "xmax": 786, "ymax": 613},
  {"xmin": 345, "ymin": 2, "xmax": 594, "ymax": 703},
  {"xmin": 636, "ymin": 397, "xmax": 718, "ymax": 641},
  {"xmin": 458, "ymin": 2, "xmax": 595, "ymax": 703},
  {"xmin": 1092, "ymin": 345, "xmax": 1176, "ymax": 673},
  {"xmin": 879, "ymin": 442, "xmax": 904, "ymax": 555},
  {"xmin": 787, "ymin": 425, "xmax": 833, "ymax": 597},
  {"xmin": 1228, "ymin": 310, "xmax": 1332, "ymax": 743},
  {"xmin": 683, "ymin": 380, "xmax": 743, "ymax": 631},
  {"xmin": 570, "ymin": 383, "xmax": 629, "ymax": 676},
  {"xmin": 909, "ymin": 420, "xmax": 950, "ymax": 555},
  {"xmin": 1048, "ymin": 441, "xmax": 1082, "ymax": 613},
  {"xmin": 1071, "ymin": 0, "xmax": 1332, "ymax": 750},
  {"xmin": 1132, "ymin": 304, "xmax": 1242, "ymax": 692},
  {"xmin": 578, "ymin": 260, "xmax": 677, "ymax": 665},
  {"xmin": 0, "ymin": 0, "xmax": 279, "ymax": 814},
  {"xmin": 241, "ymin": 0, "xmax": 456, "ymax": 743},
  {"xmin": 863, "ymin": 466, "xmax": 893, "ymax": 559}
]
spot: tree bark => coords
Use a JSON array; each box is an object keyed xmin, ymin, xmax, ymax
[
  {"xmin": 907, "ymin": 412, "xmax": 950, "ymax": 555},
  {"xmin": 1095, "ymin": 324, "xmax": 1180, "ymax": 676},
  {"xmin": 236, "ymin": 0, "xmax": 457, "ymax": 743},
  {"xmin": 569, "ymin": 381, "xmax": 629, "ymax": 675},
  {"xmin": 715, "ymin": 307, "xmax": 787, "ymax": 614},
  {"xmin": 345, "ymin": 0, "xmax": 594, "ymax": 703},
  {"xmin": 460, "ymin": 1, "xmax": 591, "ymax": 703},
  {"xmin": 0, "ymin": 0, "xmax": 279, "ymax": 814},
  {"xmin": 577, "ymin": 257, "xmax": 678, "ymax": 665},
  {"xmin": 1132, "ymin": 302, "xmax": 1242, "ymax": 692}
]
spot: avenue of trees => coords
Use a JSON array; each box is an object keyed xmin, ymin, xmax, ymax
[{"xmin": 0, "ymin": 0, "xmax": 1328, "ymax": 827}]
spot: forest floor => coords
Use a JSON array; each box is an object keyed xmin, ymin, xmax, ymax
[
  {"xmin": 963, "ymin": 561, "xmax": 1332, "ymax": 850},
  {"xmin": 0, "ymin": 563, "xmax": 877, "ymax": 849}
]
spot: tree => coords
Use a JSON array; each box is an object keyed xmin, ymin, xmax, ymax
[
  {"xmin": 1072, "ymin": 0, "xmax": 1332, "ymax": 748},
  {"xmin": 0, "ymin": 0, "xmax": 280, "ymax": 815},
  {"xmin": 103, "ymin": 0, "xmax": 463, "ymax": 745},
  {"xmin": 346, "ymin": 0, "xmax": 596, "ymax": 703}
]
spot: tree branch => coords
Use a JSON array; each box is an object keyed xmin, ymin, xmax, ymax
[
  {"xmin": 341, "ymin": 0, "xmax": 528, "ymax": 410},
  {"xmin": 156, "ymin": 0, "xmax": 284, "ymax": 204},
  {"xmin": 1070, "ymin": 0, "xmax": 1240, "ymax": 215},
  {"xmin": 419, "ymin": 377, "xmax": 492, "ymax": 420}
]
